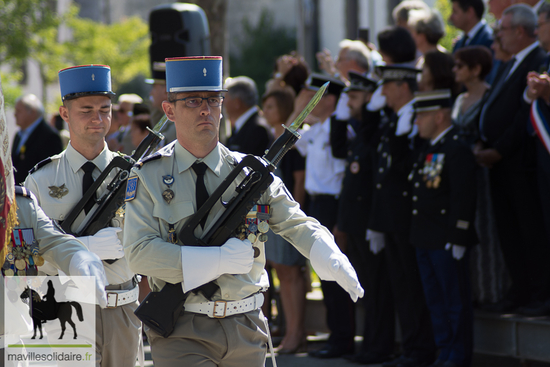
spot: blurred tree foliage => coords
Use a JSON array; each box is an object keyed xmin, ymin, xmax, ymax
[
  {"xmin": 0, "ymin": 0, "xmax": 149, "ymax": 108},
  {"xmin": 435, "ymin": 0, "xmax": 460, "ymax": 51},
  {"xmin": 230, "ymin": 9, "xmax": 296, "ymax": 98}
]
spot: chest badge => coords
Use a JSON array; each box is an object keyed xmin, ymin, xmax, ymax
[
  {"xmin": 48, "ymin": 184, "xmax": 69, "ymax": 199},
  {"xmin": 162, "ymin": 175, "xmax": 175, "ymax": 204}
]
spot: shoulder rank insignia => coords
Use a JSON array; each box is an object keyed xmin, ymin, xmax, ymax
[
  {"xmin": 28, "ymin": 157, "xmax": 53, "ymax": 174},
  {"xmin": 48, "ymin": 184, "xmax": 69, "ymax": 199},
  {"xmin": 125, "ymin": 176, "xmax": 139, "ymax": 201},
  {"xmin": 15, "ymin": 186, "xmax": 31, "ymax": 198},
  {"xmin": 134, "ymin": 152, "xmax": 163, "ymax": 170}
]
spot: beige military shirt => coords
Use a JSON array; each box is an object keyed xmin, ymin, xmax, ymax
[
  {"xmin": 124, "ymin": 141, "xmax": 332, "ymax": 303},
  {"xmin": 2, "ymin": 190, "xmax": 88, "ymax": 336},
  {"xmin": 24, "ymin": 142, "xmax": 133, "ymax": 285}
]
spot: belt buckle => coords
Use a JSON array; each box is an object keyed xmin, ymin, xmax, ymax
[
  {"xmin": 106, "ymin": 292, "xmax": 118, "ymax": 308},
  {"xmin": 212, "ymin": 300, "xmax": 227, "ymax": 318}
]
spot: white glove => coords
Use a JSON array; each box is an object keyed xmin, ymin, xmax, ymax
[
  {"xmin": 79, "ymin": 227, "xmax": 124, "ymax": 260},
  {"xmin": 309, "ymin": 233, "xmax": 365, "ymax": 302},
  {"xmin": 69, "ymin": 250, "xmax": 108, "ymax": 308},
  {"xmin": 181, "ymin": 238, "xmax": 255, "ymax": 293},
  {"xmin": 366, "ymin": 229, "xmax": 386, "ymax": 254},
  {"xmin": 446, "ymin": 243, "xmax": 467, "ymax": 260}
]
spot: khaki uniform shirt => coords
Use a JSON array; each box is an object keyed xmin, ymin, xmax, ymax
[
  {"xmin": 124, "ymin": 141, "xmax": 331, "ymax": 303},
  {"xmin": 2, "ymin": 190, "xmax": 88, "ymax": 335},
  {"xmin": 24, "ymin": 142, "xmax": 133, "ymax": 285}
]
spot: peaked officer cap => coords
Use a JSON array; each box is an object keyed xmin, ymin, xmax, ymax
[
  {"xmin": 413, "ymin": 89, "xmax": 452, "ymax": 112},
  {"xmin": 344, "ymin": 71, "xmax": 378, "ymax": 92}
]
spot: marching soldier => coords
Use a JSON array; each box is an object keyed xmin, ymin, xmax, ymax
[
  {"xmin": 0, "ymin": 74, "xmax": 107, "ymax": 358},
  {"xmin": 122, "ymin": 56, "xmax": 363, "ymax": 366},
  {"xmin": 331, "ymin": 71, "xmax": 396, "ymax": 364},
  {"xmin": 24, "ymin": 65, "xmax": 141, "ymax": 367},
  {"xmin": 410, "ymin": 90, "xmax": 477, "ymax": 367},
  {"xmin": 368, "ymin": 65, "xmax": 437, "ymax": 367}
]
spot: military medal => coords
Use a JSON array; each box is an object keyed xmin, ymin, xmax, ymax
[
  {"xmin": 3, "ymin": 228, "xmax": 40, "ymax": 276},
  {"xmin": 258, "ymin": 221, "xmax": 269, "ymax": 233},
  {"xmin": 33, "ymin": 255, "xmax": 45, "ymax": 267},
  {"xmin": 162, "ymin": 175, "xmax": 175, "ymax": 204},
  {"xmin": 253, "ymin": 247, "xmax": 260, "ymax": 258},
  {"xmin": 259, "ymin": 233, "xmax": 268, "ymax": 242},
  {"xmin": 433, "ymin": 176, "xmax": 441, "ymax": 189},
  {"xmin": 350, "ymin": 161, "xmax": 360, "ymax": 174},
  {"xmin": 248, "ymin": 233, "xmax": 257, "ymax": 243}
]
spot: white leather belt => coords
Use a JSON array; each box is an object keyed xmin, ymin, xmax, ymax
[
  {"xmin": 106, "ymin": 286, "xmax": 139, "ymax": 308},
  {"xmin": 184, "ymin": 293, "xmax": 264, "ymax": 318}
]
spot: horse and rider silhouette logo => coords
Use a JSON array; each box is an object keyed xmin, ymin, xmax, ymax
[{"xmin": 20, "ymin": 279, "xmax": 84, "ymax": 340}]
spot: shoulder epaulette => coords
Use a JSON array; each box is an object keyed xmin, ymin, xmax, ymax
[
  {"xmin": 15, "ymin": 186, "xmax": 32, "ymax": 198},
  {"xmin": 134, "ymin": 152, "xmax": 162, "ymax": 169},
  {"xmin": 28, "ymin": 157, "xmax": 53, "ymax": 174}
]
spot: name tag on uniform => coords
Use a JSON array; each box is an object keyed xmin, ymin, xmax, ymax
[{"xmin": 125, "ymin": 176, "xmax": 139, "ymax": 201}]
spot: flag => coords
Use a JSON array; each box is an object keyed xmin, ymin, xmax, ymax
[{"xmin": 0, "ymin": 76, "xmax": 17, "ymax": 263}]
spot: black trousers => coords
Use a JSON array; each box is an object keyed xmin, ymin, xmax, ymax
[
  {"xmin": 384, "ymin": 232, "xmax": 435, "ymax": 360},
  {"xmin": 490, "ymin": 164, "xmax": 550, "ymax": 303},
  {"xmin": 309, "ymin": 194, "xmax": 355, "ymax": 350},
  {"xmin": 347, "ymin": 232, "xmax": 395, "ymax": 355}
]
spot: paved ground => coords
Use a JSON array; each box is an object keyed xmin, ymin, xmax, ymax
[{"xmin": 139, "ymin": 337, "xmax": 550, "ymax": 366}]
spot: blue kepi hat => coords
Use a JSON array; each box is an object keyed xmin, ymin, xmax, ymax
[
  {"xmin": 165, "ymin": 56, "xmax": 227, "ymax": 93},
  {"xmin": 59, "ymin": 64, "xmax": 116, "ymax": 101}
]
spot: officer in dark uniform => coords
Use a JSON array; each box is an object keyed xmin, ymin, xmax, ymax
[
  {"xmin": 331, "ymin": 71, "xmax": 395, "ymax": 365},
  {"xmin": 410, "ymin": 90, "xmax": 477, "ymax": 367},
  {"xmin": 368, "ymin": 65, "xmax": 437, "ymax": 367}
]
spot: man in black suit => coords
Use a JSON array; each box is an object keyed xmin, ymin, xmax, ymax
[
  {"xmin": 332, "ymin": 72, "xmax": 395, "ymax": 365},
  {"xmin": 411, "ymin": 90, "xmax": 477, "ymax": 367},
  {"xmin": 224, "ymin": 76, "xmax": 273, "ymax": 156},
  {"xmin": 11, "ymin": 94, "xmax": 63, "ymax": 184},
  {"xmin": 369, "ymin": 65, "xmax": 436, "ymax": 367},
  {"xmin": 477, "ymin": 4, "xmax": 550, "ymax": 312},
  {"xmin": 450, "ymin": 0, "xmax": 494, "ymax": 52},
  {"xmin": 514, "ymin": 2, "xmax": 550, "ymax": 316}
]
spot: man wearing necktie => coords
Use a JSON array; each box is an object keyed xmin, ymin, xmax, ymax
[
  {"xmin": 11, "ymin": 93, "xmax": 63, "ymax": 184},
  {"xmin": 450, "ymin": 0, "xmax": 494, "ymax": 53},
  {"xmin": 122, "ymin": 56, "xmax": 364, "ymax": 367},
  {"xmin": 476, "ymin": 4, "xmax": 549, "ymax": 313},
  {"xmin": 24, "ymin": 65, "xmax": 141, "ymax": 367},
  {"xmin": 517, "ymin": 2, "xmax": 550, "ymax": 316}
]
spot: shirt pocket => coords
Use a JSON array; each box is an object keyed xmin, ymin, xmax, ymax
[{"xmin": 153, "ymin": 200, "xmax": 195, "ymax": 226}]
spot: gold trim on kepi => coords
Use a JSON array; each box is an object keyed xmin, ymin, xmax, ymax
[
  {"xmin": 413, "ymin": 89, "xmax": 452, "ymax": 112},
  {"xmin": 377, "ymin": 65, "xmax": 421, "ymax": 83},
  {"xmin": 344, "ymin": 71, "xmax": 378, "ymax": 93}
]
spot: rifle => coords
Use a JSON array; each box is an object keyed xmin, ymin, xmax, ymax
[
  {"xmin": 134, "ymin": 82, "xmax": 329, "ymax": 337},
  {"xmin": 61, "ymin": 116, "xmax": 169, "ymax": 237}
]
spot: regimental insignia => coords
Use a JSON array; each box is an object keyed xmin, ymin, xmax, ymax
[
  {"xmin": 162, "ymin": 174, "xmax": 175, "ymax": 204},
  {"xmin": 48, "ymin": 184, "xmax": 69, "ymax": 199},
  {"xmin": 350, "ymin": 161, "xmax": 360, "ymax": 174},
  {"xmin": 163, "ymin": 175, "xmax": 174, "ymax": 186},
  {"xmin": 168, "ymin": 224, "xmax": 177, "ymax": 244},
  {"xmin": 203, "ymin": 68, "xmax": 207, "ymax": 77},
  {"xmin": 162, "ymin": 189, "xmax": 175, "ymax": 204},
  {"xmin": 125, "ymin": 176, "xmax": 139, "ymax": 201}
]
